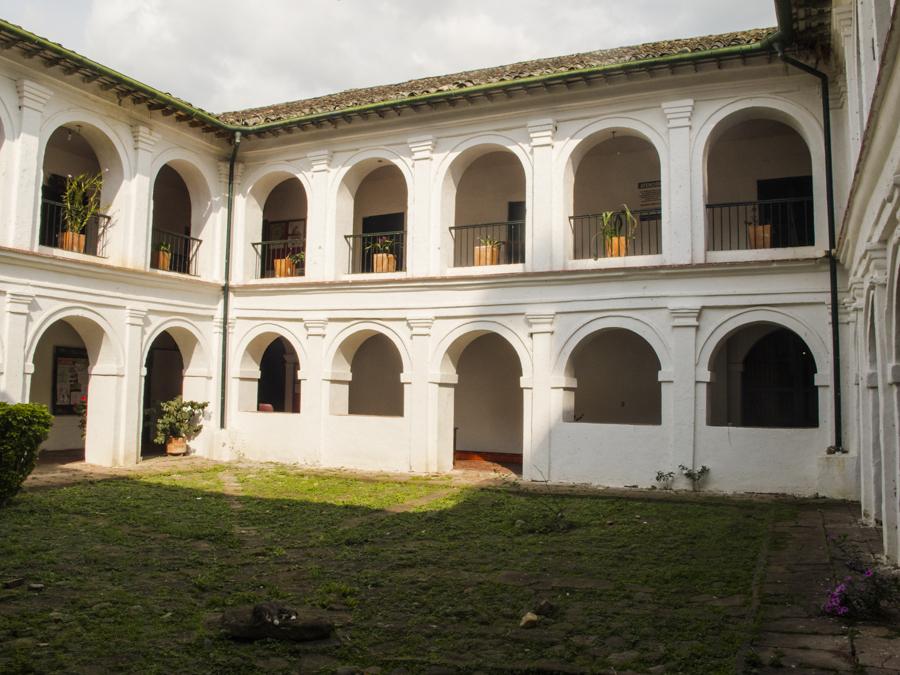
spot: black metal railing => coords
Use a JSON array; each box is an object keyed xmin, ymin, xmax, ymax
[
  {"xmin": 570, "ymin": 209, "xmax": 662, "ymax": 259},
  {"xmin": 450, "ymin": 220, "xmax": 525, "ymax": 267},
  {"xmin": 344, "ymin": 230, "xmax": 406, "ymax": 274},
  {"xmin": 39, "ymin": 198, "xmax": 110, "ymax": 257},
  {"xmin": 251, "ymin": 238, "xmax": 306, "ymax": 279},
  {"xmin": 706, "ymin": 197, "xmax": 814, "ymax": 251},
  {"xmin": 150, "ymin": 228, "xmax": 201, "ymax": 276}
]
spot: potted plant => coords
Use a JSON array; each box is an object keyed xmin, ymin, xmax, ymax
[
  {"xmin": 746, "ymin": 211, "xmax": 772, "ymax": 249},
  {"xmin": 153, "ymin": 396, "xmax": 208, "ymax": 456},
  {"xmin": 273, "ymin": 250, "xmax": 303, "ymax": 277},
  {"xmin": 474, "ymin": 236, "xmax": 504, "ymax": 266},
  {"xmin": 366, "ymin": 236, "xmax": 396, "ymax": 273},
  {"xmin": 61, "ymin": 172, "xmax": 103, "ymax": 253},
  {"xmin": 156, "ymin": 242, "xmax": 172, "ymax": 271},
  {"xmin": 594, "ymin": 204, "xmax": 637, "ymax": 258}
]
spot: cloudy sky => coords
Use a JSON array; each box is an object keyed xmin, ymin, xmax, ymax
[{"xmin": 0, "ymin": 1, "xmax": 776, "ymax": 113}]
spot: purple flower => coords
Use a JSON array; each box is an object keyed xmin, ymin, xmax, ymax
[{"xmin": 864, "ymin": 569, "xmax": 874, "ymax": 578}]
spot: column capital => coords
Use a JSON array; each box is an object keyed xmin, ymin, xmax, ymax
[
  {"xmin": 217, "ymin": 160, "xmax": 244, "ymax": 188},
  {"xmin": 5, "ymin": 291, "xmax": 34, "ymax": 314},
  {"xmin": 661, "ymin": 99, "xmax": 694, "ymax": 129},
  {"xmin": 669, "ymin": 305, "xmax": 701, "ymax": 327},
  {"xmin": 407, "ymin": 317, "xmax": 434, "ymax": 336},
  {"xmin": 213, "ymin": 318, "xmax": 236, "ymax": 335},
  {"xmin": 408, "ymin": 135, "xmax": 435, "ymax": 161},
  {"xmin": 132, "ymin": 124, "xmax": 160, "ymax": 153},
  {"xmin": 308, "ymin": 150, "xmax": 332, "ymax": 172},
  {"xmin": 527, "ymin": 118, "xmax": 556, "ymax": 146},
  {"xmin": 832, "ymin": 5, "xmax": 853, "ymax": 35},
  {"xmin": 525, "ymin": 313, "xmax": 555, "ymax": 334},
  {"xmin": 16, "ymin": 79, "xmax": 52, "ymax": 113},
  {"xmin": 125, "ymin": 308, "xmax": 147, "ymax": 327},
  {"xmin": 304, "ymin": 319, "xmax": 328, "ymax": 337}
]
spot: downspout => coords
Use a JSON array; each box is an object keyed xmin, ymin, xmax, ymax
[
  {"xmin": 771, "ymin": 0, "xmax": 844, "ymax": 452},
  {"xmin": 219, "ymin": 131, "xmax": 241, "ymax": 429}
]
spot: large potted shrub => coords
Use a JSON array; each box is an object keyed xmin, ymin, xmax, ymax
[
  {"xmin": 474, "ymin": 237, "xmax": 504, "ymax": 266},
  {"xmin": 0, "ymin": 403, "xmax": 53, "ymax": 506},
  {"xmin": 61, "ymin": 172, "xmax": 103, "ymax": 253},
  {"xmin": 274, "ymin": 251, "xmax": 304, "ymax": 278},
  {"xmin": 366, "ymin": 236, "xmax": 396, "ymax": 273},
  {"xmin": 595, "ymin": 204, "xmax": 637, "ymax": 258},
  {"xmin": 153, "ymin": 397, "xmax": 208, "ymax": 456}
]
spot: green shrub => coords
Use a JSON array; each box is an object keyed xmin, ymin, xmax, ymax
[{"xmin": 0, "ymin": 402, "xmax": 53, "ymax": 505}]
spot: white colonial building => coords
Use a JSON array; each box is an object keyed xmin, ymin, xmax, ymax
[{"xmin": 0, "ymin": 1, "xmax": 898, "ymax": 559}]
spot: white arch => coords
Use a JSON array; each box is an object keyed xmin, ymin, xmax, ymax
[
  {"xmin": 330, "ymin": 146, "xmax": 414, "ymax": 202},
  {"xmin": 234, "ymin": 322, "xmax": 307, "ymax": 374},
  {"xmin": 553, "ymin": 315, "xmax": 672, "ymax": 378},
  {"xmin": 142, "ymin": 317, "xmax": 211, "ymax": 375},
  {"xmin": 558, "ymin": 116, "xmax": 669, "ymax": 182},
  {"xmin": 434, "ymin": 133, "xmax": 533, "ymax": 189},
  {"xmin": 25, "ymin": 305, "xmax": 125, "ymax": 371},
  {"xmin": 0, "ymin": 89, "xmax": 18, "ymax": 140},
  {"xmin": 431, "ymin": 320, "xmax": 533, "ymax": 380},
  {"xmin": 241, "ymin": 162, "xmax": 312, "ymax": 202},
  {"xmin": 696, "ymin": 308, "xmax": 828, "ymax": 375},
  {"xmin": 326, "ymin": 321, "xmax": 413, "ymax": 378},
  {"xmin": 887, "ymin": 240, "xmax": 900, "ymax": 363}
]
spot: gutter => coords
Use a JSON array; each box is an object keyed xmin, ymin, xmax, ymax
[
  {"xmin": 771, "ymin": 0, "xmax": 845, "ymax": 453},
  {"xmin": 219, "ymin": 131, "xmax": 241, "ymax": 429}
]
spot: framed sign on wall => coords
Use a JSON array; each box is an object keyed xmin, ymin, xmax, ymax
[{"xmin": 52, "ymin": 346, "xmax": 89, "ymax": 415}]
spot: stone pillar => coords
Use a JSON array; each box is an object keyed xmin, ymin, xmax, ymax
[
  {"xmin": 407, "ymin": 317, "xmax": 434, "ymax": 471},
  {"xmin": 303, "ymin": 319, "xmax": 328, "ymax": 465},
  {"xmin": 307, "ymin": 151, "xmax": 332, "ymax": 281},
  {"xmin": 407, "ymin": 136, "xmax": 435, "ymax": 277},
  {"xmin": 669, "ymin": 306, "xmax": 701, "ymax": 473},
  {"xmin": 661, "ymin": 99, "xmax": 695, "ymax": 265},
  {"xmin": 527, "ymin": 119, "xmax": 556, "ymax": 272},
  {"xmin": 118, "ymin": 308, "xmax": 146, "ymax": 465},
  {"xmin": 2, "ymin": 291, "xmax": 34, "ymax": 402},
  {"xmin": 84, "ymin": 363, "xmax": 124, "ymax": 467},
  {"xmin": 128, "ymin": 126, "xmax": 159, "ymax": 270},
  {"xmin": 524, "ymin": 313, "xmax": 554, "ymax": 481},
  {"xmin": 9, "ymin": 80, "xmax": 52, "ymax": 250}
]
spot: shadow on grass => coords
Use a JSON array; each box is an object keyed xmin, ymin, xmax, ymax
[{"xmin": 0, "ymin": 467, "xmax": 788, "ymax": 674}]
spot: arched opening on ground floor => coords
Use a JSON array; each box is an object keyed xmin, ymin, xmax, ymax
[
  {"xmin": 141, "ymin": 331, "xmax": 184, "ymax": 457},
  {"xmin": 238, "ymin": 332, "xmax": 301, "ymax": 413},
  {"xmin": 346, "ymin": 333, "xmax": 403, "ymax": 417},
  {"xmin": 707, "ymin": 323, "xmax": 819, "ymax": 428},
  {"xmin": 567, "ymin": 328, "xmax": 662, "ymax": 425}
]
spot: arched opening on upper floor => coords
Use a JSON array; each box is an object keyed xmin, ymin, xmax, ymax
[
  {"xmin": 444, "ymin": 146, "xmax": 527, "ymax": 268},
  {"xmin": 238, "ymin": 332, "xmax": 301, "ymax": 414},
  {"xmin": 566, "ymin": 328, "xmax": 662, "ymax": 425},
  {"xmin": 246, "ymin": 173, "xmax": 308, "ymax": 279},
  {"xmin": 40, "ymin": 124, "xmax": 122, "ymax": 257},
  {"xmin": 150, "ymin": 161, "xmax": 211, "ymax": 276},
  {"xmin": 705, "ymin": 113, "xmax": 814, "ymax": 251},
  {"xmin": 567, "ymin": 129, "xmax": 662, "ymax": 260},
  {"xmin": 336, "ymin": 159, "xmax": 409, "ymax": 274},
  {"xmin": 707, "ymin": 323, "xmax": 818, "ymax": 428}
]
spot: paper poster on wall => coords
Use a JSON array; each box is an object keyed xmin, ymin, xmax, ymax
[
  {"xmin": 638, "ymin": 180, "xmax": 661, "ymax": 209},
  {"xmin": 53, "ymin": 346, "xmax": 88, "ymax": 415}
]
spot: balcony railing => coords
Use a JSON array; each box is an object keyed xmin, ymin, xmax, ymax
[
  {"xmin": 150, "ymin": 228, "xmax": 201, "ymax": 276},
  {"xmin": 706, "ymin": 197, "xmax": 814, "ymax": 251},
  {"xmin": 344, "ymin": 230, "xmax": 406, "ymax": 274},
  {"xmin": 570, "ymin": 209, "xmax": 661, "ymax": 259},
  {"xmin": 39, "ymin": 198, "xmax": 110, "ymax": 257},
  {"xmin": 251, "ymin": 238, "xmax": 306, "ymax": 279},
  {"xmin": 450, "ymin": 220, "xmax": 525, "ymax": 267}
]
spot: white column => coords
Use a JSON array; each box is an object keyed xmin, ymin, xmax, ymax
[
  {"xmin": 84, "ymin": 364, "xmax": 124, "ymax": 467},
  {"xmin": 2, "ymin": 291, "xmax": 34, "ymax": 402},
  {"xmin": 307, "ymin": 150, "xmax": 332, "ymax": 281},
  {"xmin": 407, "ymin": 136, "xmax": 434, "ymax": 277},
  {"xmin": 128, "ymin": 126, "xmax": 159, "ymax": 270},
  {"xmin": 527, "ymin": 119, "xmax": 556, "ymax": 272},
  {"xmin": 524, "ymin": 313, "xmax": 554, "ymax": 481},
  {"xmin": 407, "ymin": 317, "xmax": 434, "ymax": 471},
  {"xmin": 661, "ymin": 99, "xmax": 694, "ymax": 265},
  {"xmin": 8, "ymin": 80, "xmax": 52, "ymax": 250},
  {"xmin": 118, "ymin": 309, "xmax": 146, "ymax": 465},
  {"xmin": 670, "ymin": 306, "xmax": 701, "ymax": 473},
  {"xmin": 218, "ymin": 160, "xmax": 244, "ymax": 281},
  {"xmin": 303, "ymin": 319, "xmax": 328, "ymax": 465}
]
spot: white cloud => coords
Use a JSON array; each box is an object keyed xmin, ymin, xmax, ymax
[{"xmin": 0, "ymin": 0, "xmax": 776, "ymax": 112}]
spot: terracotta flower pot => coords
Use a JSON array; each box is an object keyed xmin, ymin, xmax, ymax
[
  {"xmin": 273, "ymin": 258, "xmax": 296, "ymax": 277},
  {"xmin": 474, "ymin": 245, "xmax": 501, "ymax": 266},
  {"xmin": 747, "ymin": 223, "xmax": 772, "ymax": 249},
  {"xmin": 157, "ymin": 250, "xmax": 171, "ymax": 271},
  {"xmin": 373, "ymin": 253, "xmax": 397, "ymax": 273},
  {"xmin": 605, "ymin": 235, "xmax": 627, "ymax": 258},
  {"xmin": 166, "ymin": 436, "xmax": 187, "ymax": 456},
  {"xmin": 59, "ymin": 231, "xmax": 86, "ymax": 253}
]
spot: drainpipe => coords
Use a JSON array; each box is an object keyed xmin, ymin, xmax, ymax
[
  {"xmin": 772, "ymin": 26, "xmax": 844, "ymax": 452},
  {"xmin": 219, "ymin": 131, "xmax": 241, "ymax": 429}
]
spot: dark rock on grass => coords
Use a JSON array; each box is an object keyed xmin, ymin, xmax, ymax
[
  {"xmin": 2, "ymin": 578, "xmax": 24, "ymax": 589},
  {"xmin": 535, "ymin": 599, "xmax": 556, "ymax": 617},
  {"xmin": 220, "ymin": 602, "xmax": 334, "ymax": 642}
]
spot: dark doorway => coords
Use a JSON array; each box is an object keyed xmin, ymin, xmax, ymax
[
  {"xmin": 142, "ymin": 332, "xmax": 184, "ymax": 456},
  {"xmin": 756, "ymin": 175, "xmax": 814, "ymax": 247},
  {"xmin": 506, "ymin": 201, "xmax": 525, "ymax": 265},
  {"xmin": 360, "ymin": 212, "xmax": 405, "ymax": 272}
]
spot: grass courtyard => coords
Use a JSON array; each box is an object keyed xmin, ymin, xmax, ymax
[{"xmin": 0, "ymin": 464, "xmax": 793, "ymax": 674}]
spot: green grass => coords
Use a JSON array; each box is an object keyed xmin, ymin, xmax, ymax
[{"xmin": 0, "ymin": 466, "xmax": 790, "ymax": 673}]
